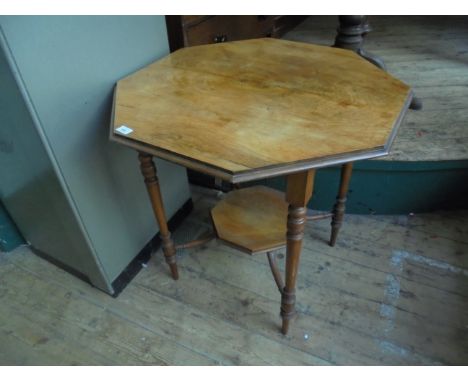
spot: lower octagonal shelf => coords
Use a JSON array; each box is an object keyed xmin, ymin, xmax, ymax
[{"xmin": 211, "ymin": 186, "xmax": 288, "ymax": 254}]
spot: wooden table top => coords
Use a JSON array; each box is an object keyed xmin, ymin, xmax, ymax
[{"xmin": 111, "ymin": 38, "xmax": 412, "ymax": 183}]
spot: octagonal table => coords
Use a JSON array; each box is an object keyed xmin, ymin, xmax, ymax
[{"xmin": 110, "ymin": 38, "xmax": 412, "ymax": 335}]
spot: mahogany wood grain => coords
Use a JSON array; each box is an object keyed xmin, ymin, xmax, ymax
[
  {"xmin": 181, "ymin": 16, "xmax": 211, "ymax": 28},
  {"xmin": 112, "ymin": 38, "xmax": 412, "ymax": 182},
  {"xmin": 138, "ymin": 153, "xmax": 179, "ymax": 280},
  {"xmin": 174, "ymin": 232, "xmax": 215, "ymax": 250},
  {"xmin": 281, "ymin": 170, "xmax": 316, "ymax": 334},
  {"xmin": 330, "ymin": 162, "xmax": 354, "ymax": 247},
  {"xmin": 211, "ymin": 186, "xmax": 288, "ymax": 254},
  {"xmin": 267, "ymin": 251, "xmax": 285, "ymax": 293},
  {"xmin": 286, "ymin": 170, "xmax": 315, "ymax": 206}
]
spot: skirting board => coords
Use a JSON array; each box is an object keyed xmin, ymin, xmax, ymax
[{"xmin": 31, "ymin": 197, "xmax": 193, "ymax": 297}]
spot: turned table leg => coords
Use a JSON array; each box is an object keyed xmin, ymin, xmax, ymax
[
  {"xmin": 281, "ymin": 169, "xmax": 315, "ymax": 335},
  {"xmin": 138, "ymin": 152, "xmax": 179, "ymax": 280},
  {"xmin": 330, "ymin": 162, "xmax": 353, "ymax": 247}
]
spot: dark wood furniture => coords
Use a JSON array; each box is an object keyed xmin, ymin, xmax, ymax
[
  {"xmin": 110, "ymin": 38, "xmax": 412, "ymax": 334},
  {"xmin": 165, "ymin": 16, "xmax": 307, "ymax": 52},
  {"xmin": 334, "ymin": 15, "xmax": 422, "ymax": 111}
]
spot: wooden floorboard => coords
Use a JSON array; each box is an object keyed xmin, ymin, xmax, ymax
[
  {"xmin": 283, "ymin": 15, "xmax": 468, "ymax": 161},
  {"xmin": 0, "ymin": 188, "xmax": 467, "ymax": 365}
]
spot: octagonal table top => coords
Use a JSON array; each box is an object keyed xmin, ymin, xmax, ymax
[{"xmin": 110, "ymin": 38, "xmax": 412, "ymax": 183}]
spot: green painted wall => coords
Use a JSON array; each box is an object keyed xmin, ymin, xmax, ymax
[
  {"xmin": 0, "ymin": 201, "xmax": 24, "ymax": 252},
  {"xmin": 257, "ymin": 160, "xmax": 468, "ymax": 214}
]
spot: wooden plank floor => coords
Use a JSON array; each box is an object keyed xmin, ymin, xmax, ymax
[
  {"xmin": 283, "ymin": 15, "xmax": 468, "ymax": 161},
  {"xmin": 1, "ymin": 187, "xmax": 467, "ymax": 365}
]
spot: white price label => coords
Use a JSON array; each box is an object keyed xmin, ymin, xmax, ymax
[{"xmin": 115, "ymin": 125, "xmax": 133, "ymax": 135}]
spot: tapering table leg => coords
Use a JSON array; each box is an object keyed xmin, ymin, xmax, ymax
[
  {"xmin": 138, "ymin": 152, "xmax": 179, "ymax": 280},
  {"xmin": 330, "ymin": 162, "xmax": 353, "ymax": 247},
  {"xmin": 281, "ymin": 170, "xmax": 315, "ymax": 335}
]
